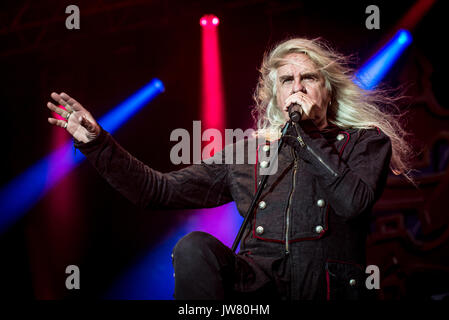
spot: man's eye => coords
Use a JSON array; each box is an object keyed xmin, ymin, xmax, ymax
[
  {"xmin": 303, "ymin": 75, "xmax": 317, "ymax": 81},
  {"xmin": 282, "ymin": 79, "xmax": 292, "ymax": 84}
]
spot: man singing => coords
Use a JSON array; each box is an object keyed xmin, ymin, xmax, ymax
[{"xmin": 46, "ymin": 37, "xmax": 413, "ymax": 300}]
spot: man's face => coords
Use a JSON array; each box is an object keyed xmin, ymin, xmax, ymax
[{"xmin": 276, "ymin": 53, "xmax": 331, "ymax": 128}]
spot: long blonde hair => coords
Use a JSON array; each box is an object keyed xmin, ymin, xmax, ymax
[{"xmin": 252, "ymin": 37, "xmax": 416, "ymax": 185}]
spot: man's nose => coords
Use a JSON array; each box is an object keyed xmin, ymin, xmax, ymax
[{"xmin": 292, "ymin": 79, "xmax": 306, "ymax": 94}]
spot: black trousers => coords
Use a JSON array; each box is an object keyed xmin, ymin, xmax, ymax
[{"xmin": 171, "ymin": 231, "xmax": 289, "ymax": 300}]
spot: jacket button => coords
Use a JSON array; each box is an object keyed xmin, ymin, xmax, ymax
[
  {"xmin": 260, "ymin": 161, "xmax": 269, "ymax": 168},
  {"xmin": 336, "ymin": 133, "xmax": 345, "ymax": 141},
  {"xmin": 316, "ymin": 199, "xmax": 326, "ymax": 207},
  {"xmin": 315, "ymin": 225, "xmax": 324, "ymax": 233},
  {"xmin": 256, "ymin": 226, "xmax": 264, "ymax": 235},
  {"xmin": 349, "ymin": 279, "xmax": 357, "ymax": 286},
  {"xmin": 262, "ymin": 145, "xmax": 270, "ymax": 152},
  {"xmin": 258, "ymin": 201, "xmax": 267, "ymax": 209}
]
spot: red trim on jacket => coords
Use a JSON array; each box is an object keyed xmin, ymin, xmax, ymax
[
  {"xmin": 289, "ymin": 205, "xmax": 329, "ymax": 243},
  {"xmin": 252, "ymin": 142, "xmax": 286, "ymax": 243},
  {"xmin": 251, "ymin": 130, "xmax": 351, "ymax": 244},
  {"xmin": 252, "ymin": 198, "xmax": 285, "ymax": 242},
  {"xmin": 338, "ymin": 131, "xmax": 350, "ymax": 157},
  {"xmin": 254, "ymin": 144, "xmax": 259, "ymax": 193}
]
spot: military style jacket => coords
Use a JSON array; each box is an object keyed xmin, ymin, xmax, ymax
[{"xmin": 75, "ymin": 119, "xmax": 392, "ymax": 300}]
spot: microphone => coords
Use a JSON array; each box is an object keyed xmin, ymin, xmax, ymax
[{"xmin": 288, "ymin": 103, "xmax": 302, "ymax": 123}]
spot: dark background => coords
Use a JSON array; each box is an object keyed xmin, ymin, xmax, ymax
[{"xmin": 1, "ymin": 0, "xmax": 448, "ymax": 299}]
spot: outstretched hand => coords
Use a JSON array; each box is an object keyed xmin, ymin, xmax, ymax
[{"xmin": 46, "ymin": 92, "xmax": 100, "ymax": 143}]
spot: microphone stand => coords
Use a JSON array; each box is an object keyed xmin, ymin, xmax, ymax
[{"xmin": 231, "ymin": 120, "xmax": 294, "ymax": 252}]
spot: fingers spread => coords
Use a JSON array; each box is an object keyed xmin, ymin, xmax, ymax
[
  {"xmin": 48, "ymin": 117, "xmax": 67, "ymax": 129},
  {"xmin": 51, "ymin": 92, "xmax": 69, "ymax": 109},
  {"xmin": 51, "ymin": 94, "xmax": 70, "ymax": 114},
  {"xmin": 60, "ymin": 92, "xmax": 82, "ymax": 111},
  {"xmin": 47, "ymin": 101, "xmax": 64, "ymax": 116},
  {"xmin": 59, "ymin": 92, "xmax": 73, "ymax": 101},
  {"xmin": 47, "ymin": 101, "xmax": 71, "ymax": 120}
]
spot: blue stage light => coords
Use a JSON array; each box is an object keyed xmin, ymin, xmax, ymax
[
  {"xmin": 0, "ymin": 78, "xmax": 164, "ymax": 233},
  {"xmin": 100, "ymin": 78, "xmax": 165, "ymax": 133},
  {"xmin": 105, "ymin": 202, "xmax": 242, "ymax": 299},
  {"xmin": 355, "ymin": 29, "xmax": 412, "ymax": 89}
]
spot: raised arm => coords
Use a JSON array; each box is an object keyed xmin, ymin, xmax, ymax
[
  {"xmin": 46, "ymin": 92, "xmax": 232, "ymax": 210},
  {"xmin": 74, "ymin": 127, "xmax": 232, "ymax": 209}
]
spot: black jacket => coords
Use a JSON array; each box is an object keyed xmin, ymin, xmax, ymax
[{"xmin": 75, "ymin": 119, "xmax": 392, "ymax": 300}]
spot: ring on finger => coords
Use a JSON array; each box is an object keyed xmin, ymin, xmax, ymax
[
  {"xmin": 65, "ymin": 112, "xmax": 72, "ymax": 120},
  {"xmin": 64, "ymin": 122, "xmax": 68, "ymax": 129}
]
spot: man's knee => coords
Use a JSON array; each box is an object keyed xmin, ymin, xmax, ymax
[
  {"xmin": 172, "ymin": 232, "xmax": 238, "ymax": 299},
  {"xmin": 172, "ymin": 231, "xmax": 218, "ymax": 262}
]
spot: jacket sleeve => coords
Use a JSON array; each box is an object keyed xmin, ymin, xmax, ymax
[
  {"xmin": 74, "ymin": 127, "xmax": 232, "ymax": 210},
  {"xmin": 287, "ymin": 119, "xmax": 392, "ymax": 219}
]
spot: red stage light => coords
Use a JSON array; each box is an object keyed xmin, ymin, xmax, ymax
[{"xmin": 200, "ymin": 14, "xmax": 219, "ymax": 27}]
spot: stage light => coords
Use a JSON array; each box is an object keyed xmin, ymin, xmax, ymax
[
  {"xmin": 394, "ymin": 0, "xmax": 436, "ymax": 32},
  {"xmin": 201, "ymin": 14, "xmax": 224, "ymax": 134},
  {"xmin": 0, "ymin": 78, "xmax": 164, "ymax": 233},
  {"xmin": 397, "ymin": 30, "xmax": 410, "ymax": 44},
  {"xmin": 105, "ymin": 202, "xmax": 241, "ymax": 299},
  {"xmin": 200, "ymin": 14, "xmax": 219, "ymax": 28},
  {"xmin": 355, "ymin": 29, "xmax": 412, "ymax": 90},
  {"xmin": 105, "ymin": 12, "xmax": 240, "ymax": 299},
  {"xmin": 100, "ymin": 78, "xmax": 164, "ymax": 133}
]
